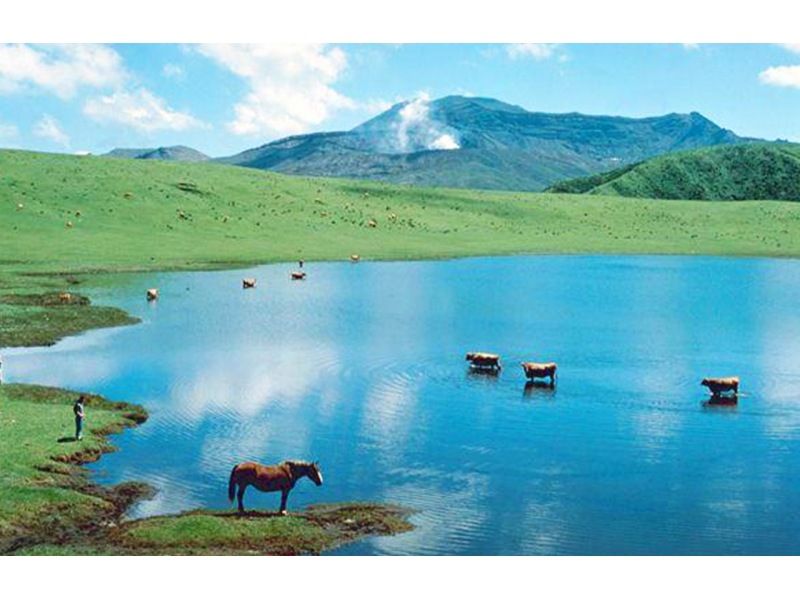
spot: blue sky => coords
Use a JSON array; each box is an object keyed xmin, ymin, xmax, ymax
[{"xmin": 1, "ymin": 43, "xmax": 800, "ymax": 157}]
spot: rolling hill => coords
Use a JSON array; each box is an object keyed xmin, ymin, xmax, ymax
[
  {"xmin": 546, "ymin": 143, "xmax": 800, "ymax": 200},
  {"xmin": 216, "ymin": 95, "xmax": 753, "ymax": 191},
  {"xmin": 3, "ymin": 149, "xmax": 800, "ymax": 280}
]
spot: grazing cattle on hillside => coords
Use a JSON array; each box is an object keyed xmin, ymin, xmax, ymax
[
  {"xmin": 58, "ymin": 292, "xmax": 72, "ymax": 304},
  {"xmin": 242, "ymin": 278, "xmax": 257, "ymax": 289},
  {"xmin": 701, "ymin": 376, "xmax": 739, "ymax": 397},
  {"xmin": 291, "ymin": 271, "xmax": 307, "ymax": 280},
  {"xmin": 521, "ymin": 362, "xmax": 558, "ymax": 387},
  {"xmin": 466, "ymin": 352, "xmax": 502, "ymax": 371},
  {"xmin": 146, "ymin": 288, "xmax": 159, "ymax": 301}
]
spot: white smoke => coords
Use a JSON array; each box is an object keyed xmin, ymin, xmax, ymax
[
  {"xmin": 429, "ymin": 134, "xmax": 459, "ymax": 150},
  {"xmin": 393, "ymin": 92, "xmax": 460, "ymax": 152}
]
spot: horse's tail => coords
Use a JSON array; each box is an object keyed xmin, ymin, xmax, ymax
[{"xmin": 228, "ymin": 464, "xmax": 239, "ymax": 502}]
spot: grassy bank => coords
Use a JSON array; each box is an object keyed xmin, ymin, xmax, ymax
[
  {"xmin": 0, "ymin": 384, "xmax": 149, "ymax": 553},
  {"xmin": 0, "ymin": 384, "xmax": 412, "ymax": 555}
]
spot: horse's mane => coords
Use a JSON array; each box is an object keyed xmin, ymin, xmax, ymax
[{"xmin": 282, "ymin": 459, "xmax": 313, "ymax": 467}]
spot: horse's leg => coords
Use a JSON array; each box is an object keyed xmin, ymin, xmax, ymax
[
  {"xmin": 279, "ymin": 489, "xmax": 289, "ymax": 515},
  {"xmin": 237, "ymin": 483, "xmax": 246, "ymax": 514}
]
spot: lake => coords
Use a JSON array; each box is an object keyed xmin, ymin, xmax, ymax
[{"xmin": 5, "ymin": 255, "xmax": 800, "ymax": 555}]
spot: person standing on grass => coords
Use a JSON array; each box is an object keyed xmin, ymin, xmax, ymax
[{"xmin": 73, "ymin": 395, "xmax": 86, "ymax": 441}]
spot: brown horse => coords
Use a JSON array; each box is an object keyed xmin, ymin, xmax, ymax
[{"xmin": 228, "ymin": 460, "xmax": 323, "ymax": 515}]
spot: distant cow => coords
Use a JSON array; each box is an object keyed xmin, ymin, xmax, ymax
[
  {"xmin": 58, "ymin": 292, "xmax": 72, "ymax": 304},
  {"xmin": 701, "ymin": 376, "xmax": 739, "ymax": 397},
  {"xmin": 350, "ymin": 254, "xmax": 360, "ymax": 262},
  {"xmin": 146, "ymin": 288, "xmax": 159, "ymax": 301},
  {"xmin": 242, "ymin": 278, "xmax": 257, "ymax": 289},
  {"xmin": 521, "ymin": 362, "xmax": 558, "ymax": 387},
  {"xmin": 466, "ymin": 352, "xmax": 501, "ymax": 371},
  {"xmin": 291, "ymin": 272, "xmax": 307, "ymax": 280}
]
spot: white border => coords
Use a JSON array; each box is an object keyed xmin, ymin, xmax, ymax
[
  {"xmin": 2, "ymin": 556, "xmax": 799, "ymax": 597},
  {"xmin": 0, "ymin": 0, "xmax": 799, "ymax": 42},
  {"xmin": 4, "ymin": 0, "xmax": 800, "ymax": 593}
]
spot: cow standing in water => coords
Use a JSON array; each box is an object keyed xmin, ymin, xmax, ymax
[
  {"xmin": 466, "ymin": 352, "xmax": 502, "ymax": 371},
  {"xmin": 228, "ymin": 460, "xmax": 323, "ymax": 515},
  {"xmin": 701, "ymin": 376, "xmax": 739, "ymax": 397},
  {"xmin": 521, "ymin": 362, "xmax": 558, "ymax": 387}
]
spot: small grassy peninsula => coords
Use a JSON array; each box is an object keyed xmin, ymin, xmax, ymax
[{"xmin": 0, "ymin": 384, "xmax": 413, "ymax": 555}]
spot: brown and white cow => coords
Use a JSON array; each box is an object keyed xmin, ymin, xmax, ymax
[
  {"xmin": 242, "ymin": 278, "xmax": 257, "ymax": 289},
  {"xmin": 701, "ymin": 376, "xmax": 739, "ymax": 397},
  {"xmin": 58, "ymin": 292, "xmax": 72, "ymax": 304},
  {"xmin": 521, "ymin": 362, "xmax": 558, "ymax": 387},
  {"xmin": 291, "ymin": 272, "xmax": 307, "ymax": 280},
  {"xmin": 466, "ymin": 352, "xmax": 502, "ymax": 371},
  {"xmin": 146, "ymin": 288, "xmax": 159, "ymax": 301}
]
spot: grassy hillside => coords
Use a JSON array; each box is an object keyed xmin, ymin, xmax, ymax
[
  {"xmin": 547, "ymin": 143, "xmax": 800, "ymax": 200},
  {"xmin": 5, "ymin": 148, "xmax": 800, "ymax": 279}
]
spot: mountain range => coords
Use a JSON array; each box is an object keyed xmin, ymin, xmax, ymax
[{"xmin": 106, "ymin": 95, "xmax": 758, "ymax": 191}]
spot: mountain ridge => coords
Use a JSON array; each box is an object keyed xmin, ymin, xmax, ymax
[
  {"xmin": 216, "ymin": 95, "xmax": 756, "ymax": 191},
  {"xmin": 104, "ymin": 95, "xmax": 761, "ymax": 192},
  {"xmin": 105, "ymin": 145, "xmax": 210, "ymax": 162}
]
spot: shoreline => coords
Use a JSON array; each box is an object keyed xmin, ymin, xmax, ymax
[
  {"xmin": 0, "ymin": 265, "xmax": 417, "ymax": 554},
  {"xmin": 0, "ymin": 382, "xmax": 414, "ymax": 555}
]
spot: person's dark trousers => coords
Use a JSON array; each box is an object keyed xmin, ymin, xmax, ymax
[{"xmin": 75, "ymin": 416, "xmax": 83, "ymax": 440}]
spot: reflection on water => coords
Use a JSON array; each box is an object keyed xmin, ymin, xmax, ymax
[{"xmin": 6, "ymin": 255, "xmax": 800, "ymax": 555}]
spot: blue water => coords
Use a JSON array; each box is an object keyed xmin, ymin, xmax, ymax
[{"xmin": 5, "ymin": 255, "xmax": 800, "ymax": 555}]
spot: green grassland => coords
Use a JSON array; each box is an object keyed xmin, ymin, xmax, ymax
[{"xmin": 5, "ymin": 149, "xmax": 800, "ymax": 276}]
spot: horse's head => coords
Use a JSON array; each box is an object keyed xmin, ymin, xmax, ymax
[
  {"xmin": 307, "ymin": 461, "xmax": 324, "ymax": 486},
  {"xmin": 286, "ymin": 460, "xmax": 324, "ymax": 486}
]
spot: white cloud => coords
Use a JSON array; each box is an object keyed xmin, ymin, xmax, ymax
[
  {"xmin": 759, "ymin": 65, "xmax": 800, "ymax": 89},
  {"xmin": 0, "ymin": 44, "xmax": 125, "ymax": 99},
  {"xmin": 779, "ymin": 44, "xmax": 800, "ymax": 54},
  {"xmin": 195, "ymin": 44, "xmax": 355, "ymax": 137},
  {"xmin": 506, "ymin": 43, "xmax": 561, "ymax": 61},
  {"xmin": 33, "ymin": 114, "xmax": 69, "ymax": 147},
  {"xmin": 162, "ymin": 63, "xmax": 185, "ymax": 79},
  {"xmin": 83, "ymin": 88, "xmax": 204, "ymax": 132}
]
